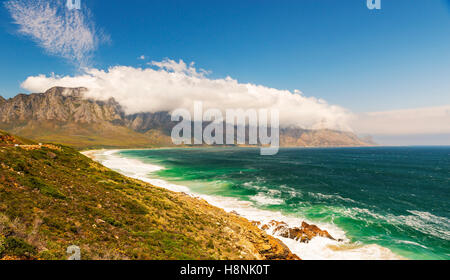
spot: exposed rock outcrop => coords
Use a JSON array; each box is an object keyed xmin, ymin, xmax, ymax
[
  {"xmin": 0, "ymin": 87, "xmax": 123, "ymax": 124},
  {"xmin": 234, "ymin": 221, "xmax": 301, "ymax": 260},
  {"xmin": 0, "ymin": 129, "xmax": 35, "ymax": 145},
  {"xmin": 255, "ymin": 220, "xmax": 338, "ymax": 243},
  {"xmin": 0, "ymin": 134, "xmax": 19, "ymax": 145}
]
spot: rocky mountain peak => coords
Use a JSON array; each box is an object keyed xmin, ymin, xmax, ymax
[
  {"xmin": 0, "ymin": 86, "xmax": 124, "ymax": 124},
  {"xmin": 43, "ymin": 86, "xmax": 88, "ymax": 99}
]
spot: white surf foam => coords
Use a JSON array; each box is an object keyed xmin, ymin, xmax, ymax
[
  {"xmin": 86, "ymin": 149, "xmax": 403, "ymax": 260},
  {"xmin": 83, "ymin": 149, "xmax": 190, "ymax": 193},
  {"xmin": 250, "ymin": 193, "xmax": 284, "ymax": 206}
]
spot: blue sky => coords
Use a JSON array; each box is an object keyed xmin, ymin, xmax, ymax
[
  {"xmin": 0, "ymin": 0, "xmax": 448, "ymax": 112},
  {"xmin": 0, "ymin": 0, "xmax": 450, "ymax": 144}
]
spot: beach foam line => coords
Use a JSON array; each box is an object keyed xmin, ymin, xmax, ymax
[
  {"xmin": 82, "ymin": 149, "xmax": 190, "ymax": 193},
  {"xmin": 85, "ymin": 149, "xmax": 403, "ymax": 260}
]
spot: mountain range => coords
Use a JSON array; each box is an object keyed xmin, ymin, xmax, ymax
[{"xmin": 0, "ymin": 87, "xmax": 373, "ymax": 149}]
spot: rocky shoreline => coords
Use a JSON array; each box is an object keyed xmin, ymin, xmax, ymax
[
  {"xmin": 84, "ymin": 149, "xmax": 347, "ymax": 260},
  {"xmin": 252, "ymin": 220, "xmax": 341, "ymax": 243},
  {"xmin": 82, "ymin": 150, "xmax": 300, "ymax": 260}
]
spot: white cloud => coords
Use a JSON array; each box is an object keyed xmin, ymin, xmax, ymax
[
  {"xmin": 20, "ymin": 59, "xmax": 353, "ymax": 131},
  {"xmin": 352, "ymin": 106, "xmax": 450, "ymax": 135},
  {"xmin": 4, "ymin": 0, "xmax": 105, "ymax": 66},
  {"xmin": 18, "ymin": 58, "xmax": 450, "ymax": 137},
  {"xmin": 149, "ymin": 59, "xmax": 211, "ymax": 78}
]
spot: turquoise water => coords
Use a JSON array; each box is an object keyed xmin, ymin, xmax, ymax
[{"xmin": 118, "ymin": 147, "xmax": 450, "ymax": 260}]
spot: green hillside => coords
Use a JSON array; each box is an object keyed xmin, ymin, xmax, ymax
[{"xmin": 0, "ymin": 134, "xmax": 297, "ymax": 260}]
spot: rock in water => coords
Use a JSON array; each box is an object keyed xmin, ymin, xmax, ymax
[{"xmin": 257, "ymin": 220, "xmax": 336, "ymax": 243}]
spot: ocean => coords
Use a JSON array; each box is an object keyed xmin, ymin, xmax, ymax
[{"xmin": 90, "ymin": 147, "xmax": 450, "ymax": 260}]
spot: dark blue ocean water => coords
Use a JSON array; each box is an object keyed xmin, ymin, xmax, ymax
[{"xmin": 119, "ymin": 147, "xmax": 450, "ymax": 260}]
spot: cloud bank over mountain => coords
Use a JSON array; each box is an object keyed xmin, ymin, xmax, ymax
[
  {"xmin": 20, "ymin": 59, "xmax": 353, "ymax": 131},
  {"xmin": 4, "ymin": 0, "xmax": 106, "ymax": 66}
]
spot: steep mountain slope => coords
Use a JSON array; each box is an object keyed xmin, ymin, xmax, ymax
[
  {"xmin": 0, "ymin": 133, "xmax": 298, "ymax": 260},
  {"xmin": 0, "ymin": 87, "xmax": 373, "ymax": 148},
  {"xmin": 280, "ymin": 128, "xmax": 372, "ymax": 147},
  {"xmin": 0, "ymin": 87, "xmax": 166, "ymax": 149}
]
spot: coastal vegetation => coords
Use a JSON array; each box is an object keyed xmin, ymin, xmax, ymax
[{"xmin": 0, "ymin": 130, "xmax": 297, "ymax": 260}]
